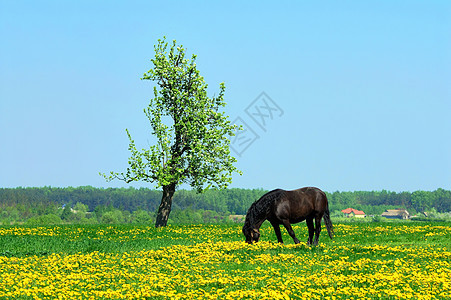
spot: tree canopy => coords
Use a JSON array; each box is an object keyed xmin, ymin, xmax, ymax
[{"xmin": 102, "ymin": 38, "xmax": 241, "ymax": 226}]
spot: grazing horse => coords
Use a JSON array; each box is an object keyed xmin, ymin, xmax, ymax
[{"xmin": 242, "ymin": 187, "xmax": 334, "ymax": 245}]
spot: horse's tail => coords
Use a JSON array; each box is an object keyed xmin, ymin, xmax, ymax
[{"xmin": 323, "ymin": 202, "xmax": 335, "ymax": 239}]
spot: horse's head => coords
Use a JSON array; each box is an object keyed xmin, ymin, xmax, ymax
[{"xmin": 243, "ymin": 227, "xmax": 260, "ymax": 244}]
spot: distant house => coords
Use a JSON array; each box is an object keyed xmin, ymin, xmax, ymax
[
  {"xmin": 341, "ymin": 208, "xmax": 366, "ymax": 218},
  {"xmin": 381, "ymin": 209, "xmax": 410, "ymax": 220}
]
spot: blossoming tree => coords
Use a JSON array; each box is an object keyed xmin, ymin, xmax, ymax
[{"xmin": 102, "ymin": 38, "xmax": 241, "ymax": 227}]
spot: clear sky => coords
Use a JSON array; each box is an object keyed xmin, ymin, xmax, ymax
[{"xmin": 1, "ymin": 1, "xmax": 450, "ymax": 192}]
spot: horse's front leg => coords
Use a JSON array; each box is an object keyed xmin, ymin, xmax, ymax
[
  {"xmin": 270, "ymin": 221, "xmax": 284, "ymax": 243},
  {"xmin": 281, "ymin": 220, "xmax": 300, "ymax": 244},
  {"xmin": 306, "ymin": 218, "xmax": 314, "ymax": 246}
]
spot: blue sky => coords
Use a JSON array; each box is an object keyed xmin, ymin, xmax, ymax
[{"xmin": 1, "ymin": 1, "xmax": 450, "ymax": 192}]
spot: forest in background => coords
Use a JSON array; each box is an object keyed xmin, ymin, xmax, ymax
[{"xmin": 0, "ymin": 186, "xmax": 450, "ymax": 225}]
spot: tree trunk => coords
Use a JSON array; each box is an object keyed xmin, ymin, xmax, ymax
[{"xmin": 155, "ymin": 183, "xmax": 176, "ymax": 227}]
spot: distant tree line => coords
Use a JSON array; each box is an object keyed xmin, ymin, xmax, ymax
[
  {"xmin": 327, "ymin": 189, "xmax": 450, "ymax": 215},
  {"xmin": 0, "ymin": 187, "xmax": 449, "ymax": 225}
]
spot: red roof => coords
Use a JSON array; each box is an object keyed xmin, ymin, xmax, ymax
[{"xmin": 341, "ymin": 208, "xmax": 365, "ymax": 215}]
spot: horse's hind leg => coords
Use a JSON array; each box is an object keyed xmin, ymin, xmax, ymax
[
  {"xmin": 313, "ymin": 215, "xmax": 322, "ymax": 246},
  {"xmin": 281, "ymin": 220, "xmax": 300, "ymax": 244},
  {"xmin": 306, "ymin": 218, "xmax": 314, "ymax": 245}
]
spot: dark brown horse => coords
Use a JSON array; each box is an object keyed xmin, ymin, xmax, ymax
[{"xmin": 242, "ymin": 187, "xmax": 334, "ymax": 245}]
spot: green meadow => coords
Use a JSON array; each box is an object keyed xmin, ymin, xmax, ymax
[{"xmin": 0, "ymin": 222, "xmax": 450, "ymax": 299}]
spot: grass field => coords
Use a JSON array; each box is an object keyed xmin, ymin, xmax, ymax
[{"xmin": 0, "ymin": 222, "xmax": 450, "ymax": 299}]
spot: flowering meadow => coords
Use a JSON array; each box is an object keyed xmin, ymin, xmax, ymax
[{"xmin": 0, "ymin": 222, "xmax": 450, "ymax": 299}]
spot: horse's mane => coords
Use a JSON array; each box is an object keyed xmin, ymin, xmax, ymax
[{"xmin": 243, "ymin": 189, "xmax": 284, "ymax": 230}]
